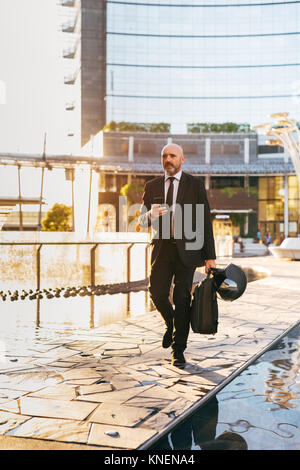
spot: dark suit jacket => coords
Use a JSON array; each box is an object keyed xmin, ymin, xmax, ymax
[{"xmin": 138, "ymin": 171, "xmax": 216, "ymax": 268}]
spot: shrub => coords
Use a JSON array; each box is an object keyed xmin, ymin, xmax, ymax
[{"xmin": 42, "ymin": 203, "xmax": 72, "ymax": 232}]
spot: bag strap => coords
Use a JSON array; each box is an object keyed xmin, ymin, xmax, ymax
[
  {"xmin": 208, "ymin": 266, "xmax": 227, "ymax": 289},
  {"xmin": 207, "ymin": 267, "xmax": 218, "ymax": 278}
]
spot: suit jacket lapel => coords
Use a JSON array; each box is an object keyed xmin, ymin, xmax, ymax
[
  {"xmin": 153, "ymin": 176, "xmax": 165, "ymax": 202},
  {"xmin": 176, "ymin": 171, "xmax": 188, "ymax": 206}
]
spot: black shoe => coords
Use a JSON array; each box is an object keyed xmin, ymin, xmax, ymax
[
  {"xmin": 162, "ymin": 326, "xmax": 173, "ymax": 349},
  {"xmin": 171, "ymin": 350, "xmax": 186, "ymax": 366}
]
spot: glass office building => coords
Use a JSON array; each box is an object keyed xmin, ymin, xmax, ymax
[
  {"xmin": 57, "ymin": 0, "xmax": 300, "ymax": 241},
  {"xmin": 106, "ymin": 0, "xmax": 300, "ymax": 133}
]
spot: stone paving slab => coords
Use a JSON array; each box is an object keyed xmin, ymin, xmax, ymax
[
  {"xmin": 0, "ymin": 435, "xmax": 112, "ymax": 450},
  {"xmin": 89, "ymin": 403, "xmax": 154, "ymax": 427},
  {"xmin": 7, "ymin": 416, "xmax": 92, "ymax": 444},
  {"xmin": 19, "ymin": 396, "xmax": 97, "ymax": 421},
  {"xmin": 0, "ymin": 256, "xmax": 299, "ymax": 449},
  {"xmin": 88, "ymin": 422, "xmax": 157, "ymax": 449}
]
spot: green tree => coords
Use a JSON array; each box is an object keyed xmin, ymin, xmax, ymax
[
  {"xmin": 42, "ymin": 203, "xmax": 72, "ymax": 232},
  {"xmin": 120, "ymin": 183, "xmax": 144, "ymax": 205},
  {"xmin": 187, "ymin": 122, "xmax": 252, "ymax": 133},
  {"xmin": 230, "ymin": 213, "xmax": 247, "ymax": 228},
  {"xmin": 220, "ymin": 187, "xmax": 258, "ymax": 198},
  {"xmin": 102, "ymin": 121, "xmax": 170, "ymax": 133}
]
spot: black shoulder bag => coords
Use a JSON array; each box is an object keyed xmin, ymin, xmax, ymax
[{"xmin": 190, "ymin": 269, "xmax": 218, "ymax": 335}]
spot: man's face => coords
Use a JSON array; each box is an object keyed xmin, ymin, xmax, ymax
[{"xmin": 161, "ymin": 144, "xmax": 185, "ymax": 175}]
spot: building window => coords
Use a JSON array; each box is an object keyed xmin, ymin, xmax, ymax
[{"xmin": 211, "ymin": 176, "xmax": 244, "ymax": 189}]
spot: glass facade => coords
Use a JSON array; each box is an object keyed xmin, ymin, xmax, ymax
[
  {"xmin": 258, "ymin": 176, "xmax": 300, "ymax": 241},
  {"xmin": 288, "ymin": 175, "xmax": 300, "ymax": 235},
  {"xmin": 106, "ymin": 0, "xmax": 300, "ymax": 133}
]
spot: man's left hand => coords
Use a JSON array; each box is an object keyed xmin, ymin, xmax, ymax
[{"xmin": 205, "ymin": 259, "xmax": 216, "ymax": 274}]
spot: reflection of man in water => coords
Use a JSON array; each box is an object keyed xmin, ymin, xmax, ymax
[{"xmin": 152, "ymin": 396, "xmax": 248, "ymax": 450}]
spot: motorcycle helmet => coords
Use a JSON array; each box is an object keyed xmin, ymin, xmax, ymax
[{"xmin": 209, "ymin": 263, "xmax": 247, "ymax": 302}]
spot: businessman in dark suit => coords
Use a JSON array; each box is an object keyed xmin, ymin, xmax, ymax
[{"xmin": 138, "ymin": 143, "xmax": 216, "ymax": 366}]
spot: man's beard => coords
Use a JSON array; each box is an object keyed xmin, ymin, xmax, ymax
[{"xmin": 164, "ymin": 163, "xmax": 180, "ymax": 175}]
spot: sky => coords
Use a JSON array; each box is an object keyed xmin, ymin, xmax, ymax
[
  {"xmin": 0, "ymin": 0, "xmax": 76, "ymax": 207},
  {"xmin": 1, "ymin": 0, "xmax": 299, "ymax": 150},
  {"xmin": 0, "ymin": 164, "xmax": 72, "ymax": 208},
  {"xmin": 0, "ymin": 0, "xmax": 67, "ymax": 155}
]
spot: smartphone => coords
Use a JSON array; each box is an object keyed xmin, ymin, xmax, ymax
[
  {"xmin": 153, "ymin": 197, "xmax": 168, "ymax": 214},
  {"xmin": 153, "ymin": 196, "xmax": 164, "ymax": 205}
]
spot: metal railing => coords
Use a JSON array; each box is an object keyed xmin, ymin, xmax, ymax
[
  {"xmin": 64, "ymin": 72, "xmax": 77, "ymax": 85},
  {"xmin": 63, "ymin": 46, "xmax": 76, "ymax": 59},
  {"xmin": 61, "ymin": 19, "xmax": 77, "ymax": 33},
  {"xmin": 65, "ymin": 101, "xmax": 75, "ymax": 110},
  {"xmin": 61, "ymin": 0, "xmax": 75, "ymax": 6},
  {"xmin": 0, "ymin": 240, "xmax": 150, "ymax": 326}
]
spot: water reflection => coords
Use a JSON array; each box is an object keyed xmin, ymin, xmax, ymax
[
  {"xmin": 152, "ymin": 323, "xmax": 300, "ymax": 451},
  {"xmin": 152, "ymin": 396, "xmax": 248, "ymax": 450},
  {"xmin": 0, "ymin": 285, "xmax": 154, "ymax": 355}
]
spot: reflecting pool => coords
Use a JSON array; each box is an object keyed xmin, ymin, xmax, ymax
[
  {"xmin": 0, "ymin": 286, "xmax": 154, "ymax": 358},
  {"xmin": 151, "ymin": 323, "xmax": 300, "ymax": 450}
]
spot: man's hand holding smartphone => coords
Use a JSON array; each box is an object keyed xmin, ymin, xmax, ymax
[{"xmin": 150, "ymin": 197, "xmax": 168, "ymax": 220}]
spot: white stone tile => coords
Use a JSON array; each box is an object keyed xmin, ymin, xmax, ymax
[
  {"xmin": 88, "ymin": 423, "xmax": 157, "ymax": 449},
  {"xmin": 89, "ymin": 403, "xmax": 154, "ymax": 426},
  {"xmin": 7, "ymin": 417, "xmax": 91, "ymax": 444},
  {"xmin": 19, "ymin": 397, "xmax": 97, "ymax": 420}
]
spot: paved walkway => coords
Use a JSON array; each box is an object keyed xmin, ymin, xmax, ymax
[{"xmin": 0, "ymin": 256, "xmax": 299, "ymax": 450}]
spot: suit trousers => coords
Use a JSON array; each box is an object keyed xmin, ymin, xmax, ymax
[{"xmin": 149, "ymin": 239, "xmax": 196, "ymax": 353}]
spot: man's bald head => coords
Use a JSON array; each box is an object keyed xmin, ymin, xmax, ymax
[
  {"xmin": 161, "ymin": 143, "xmax": 185, "ymax": 176},
  {"xmin": 161, "ymin": 143, "xmax": 184, "ymax": 159}
]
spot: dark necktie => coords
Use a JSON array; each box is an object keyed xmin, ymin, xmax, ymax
[{"xmin": 166, "ymin": 177, "xmax": 175, "ymax": 237}]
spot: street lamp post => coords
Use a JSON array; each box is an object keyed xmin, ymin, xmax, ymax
[
  {"xmin": 252, "ymin": 113, "xmax": 300, "ymax": 239},
  {"xmin": 252, "ymin": 113, "xmax": 300, "ymax": 182}
]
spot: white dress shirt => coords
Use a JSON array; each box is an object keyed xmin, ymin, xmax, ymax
[{"xmin": 147, "ymin": 170, "xmax": 182, "ymax": 229}]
